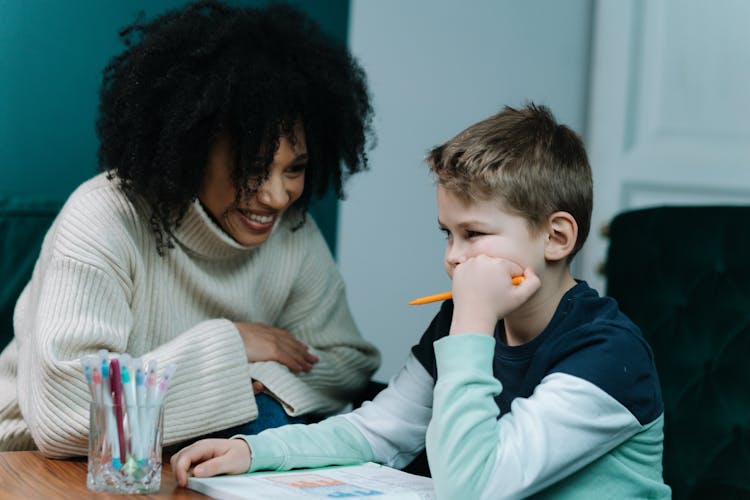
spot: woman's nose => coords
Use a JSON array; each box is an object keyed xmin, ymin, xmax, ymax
[{"xmin": 257, "ymin": 175, "xmax": 289, "ymax": 209}]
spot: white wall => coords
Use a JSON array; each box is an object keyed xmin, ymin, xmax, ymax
[{"xmin": 339, "ymin": 0, "xmax": 593, "ymax": 381}]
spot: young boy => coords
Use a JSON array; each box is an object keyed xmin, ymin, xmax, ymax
[{"xmin": 171, "ymin": 104, "xmax": 670, "ymax": 499}]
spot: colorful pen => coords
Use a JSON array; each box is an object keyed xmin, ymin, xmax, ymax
[
  {"xmin": 80, "ymin": 355, "xmax": 97, "ymax": 401},
  {"xmin": 98, "ymin": 350, "xmax": 121, "ymax": 468},
  {"xmin": 134, "ymin": 358, "xmax": 148, "ymax": 462},
  {"xmin": 409, "ymin": 275, "xmax": 525, "ymax": 305},
  {"xmin": 153, "ymin": 363, "xmax": 177, "ymax": 408},
  {"xmin": 120, "ymin": 355, "xmax": 143, "ymax": 461},
  {"xmin": 145, "ymin": 360, "xmax": 158, "ymax": 408},
  {"xmin": 109, "ymin": 357, "xmax": 127, "ymax": 466},
  {"xmin": 91, "ymin": 364, "xmax": 102, "ymax": 404},
  {"xmin": 143, "ymin": 360, "xmax": 159, "ymax": 451}
]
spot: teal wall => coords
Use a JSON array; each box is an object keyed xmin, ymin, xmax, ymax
[{"xmin": 0, "ymin": 0, "xmax": 347, "ymax": 252}]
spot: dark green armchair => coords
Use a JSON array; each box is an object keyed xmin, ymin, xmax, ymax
[
  {"xmin": 604, "ymin": 206, "xmax": 750, "ymax": 499},
  {"xmin": 0, "ymin": 196, "xmax": 61, "ymax": 351}
]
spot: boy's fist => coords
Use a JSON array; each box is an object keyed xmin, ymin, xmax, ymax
[{"xmin": 449, "ymin": 255, "xmax": 540, "ymax": 335}]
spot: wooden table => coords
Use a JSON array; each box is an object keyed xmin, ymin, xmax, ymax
[{"xmin": 0, "ymin": 451, "xmax": 209, "ymax": 499}]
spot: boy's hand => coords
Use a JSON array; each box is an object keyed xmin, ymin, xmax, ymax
[
  {"xmin": 171, "ymin": 438, "xmax": 252, "ymax": 487},
  {"xmin": 235, "ymin": 322, "xmax": 319, "ymax": 373},
  {"xmin": 449, "ymin": 255, "xmax": 541, "ymax": 335}
]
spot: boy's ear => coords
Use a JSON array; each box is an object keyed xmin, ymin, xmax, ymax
[{"xmin": 544, "ymin": 211, "xmax": 578, "ymax": 262}]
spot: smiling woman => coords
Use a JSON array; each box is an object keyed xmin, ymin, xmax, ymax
[{"xmin": 0, "ymin": 0, "xmax": 380, "ymax": 457}]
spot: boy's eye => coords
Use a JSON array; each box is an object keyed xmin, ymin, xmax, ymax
[
  {"xmin": 439, "ymin": 227, "xmax": 451, "ymax": 240},
  {"xmin": 466, "ymin": 230, "xmax": 484, "ymax": 238}
]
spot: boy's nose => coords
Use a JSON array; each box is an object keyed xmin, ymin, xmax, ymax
[{"xmin": 445, "ymin": 243, "xmax": 466, "ymax": 267}]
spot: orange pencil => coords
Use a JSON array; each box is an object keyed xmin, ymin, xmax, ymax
[{"xmin": 409, "ymin": 276, "xmax": 525, "ymax": 305}]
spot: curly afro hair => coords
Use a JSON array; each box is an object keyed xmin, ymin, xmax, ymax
[{"xmin": 96, "ymin": 0, "xmax": 373, "ymax": 252}]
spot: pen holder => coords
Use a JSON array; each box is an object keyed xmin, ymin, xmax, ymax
[{"xmin": 87, "ymin": 402, "xmax": 164, "ymax": 494}]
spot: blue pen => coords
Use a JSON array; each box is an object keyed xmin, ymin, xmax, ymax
[{"xmin": 120, "ymin": 354, "xmax": 143, "ymax": 462}]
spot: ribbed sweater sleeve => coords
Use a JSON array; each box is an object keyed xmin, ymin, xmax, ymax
[{"xmin": 12, "ymin": 194, "xmax": 255, "ymax": 458}]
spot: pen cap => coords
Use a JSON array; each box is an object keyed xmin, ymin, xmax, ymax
[
  {"xmin": 134, "ymin": 358, "xmax": 144, "ymax": 385},
  {"xmin": 81, "ymin": 355, "xmax": 96, "ymax": 382},
  {"xmin": 159, "ymin": 363, "xmax": 177, "ymax": 391},
  {"xmin": 99, "ymin": 350, "xmax": 110, "ymax": 379},
  {"xmin": 120, "ymin": 354, "xmax": 132, "ymax": 384}
]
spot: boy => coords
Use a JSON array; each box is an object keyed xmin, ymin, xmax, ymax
[{"xmin": 171, "ymin": 104, "xmax": 670, "ymax": 499}]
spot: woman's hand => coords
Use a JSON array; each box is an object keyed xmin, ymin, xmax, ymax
[
  {"xmin": 171, "ymin": 438, "xmax": 252, "ymax": 487},
  {"xmin": 235, "ymin": 322, "xmax": 319, "ymax": 373}
]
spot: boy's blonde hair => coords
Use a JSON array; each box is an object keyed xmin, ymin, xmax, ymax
[{"xmin": 426, "ymin": 103, "xmax": 592, "ymax": 258}]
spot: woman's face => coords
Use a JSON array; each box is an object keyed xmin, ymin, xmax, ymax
[{"xmin": 199, "ymin": 124, "xmax": 307, "ymax": 247}]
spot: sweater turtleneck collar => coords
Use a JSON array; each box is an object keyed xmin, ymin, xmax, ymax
[{"xmin": 171, "ymin": 199, "xmax": 264, "ymax": 260}]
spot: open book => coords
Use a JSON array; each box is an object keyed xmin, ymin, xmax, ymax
[{"xmin": 187, "ymin": 462, "xmax": 435, "ymax": 499}]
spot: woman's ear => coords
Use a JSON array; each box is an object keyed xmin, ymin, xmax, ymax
[{"xmin": 544, "ymin": 211, "xmax": 578, "ymax": 262}]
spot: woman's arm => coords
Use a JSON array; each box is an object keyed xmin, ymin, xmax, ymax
[
  {"xmin": 15, "ymin": 253, "xmax": 258, "ymax": 458},
  {"xmin": 247, "ymin": 218, "xmax": 380, "ymax": 416}
]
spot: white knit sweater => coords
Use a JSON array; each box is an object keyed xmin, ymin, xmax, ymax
[{"xmin": 0, "ymin": 173, "xmax": 379, "ymax": 458}]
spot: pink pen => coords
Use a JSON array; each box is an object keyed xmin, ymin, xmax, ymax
[
  {"xmin": 154, "ymin": 363, "xmax": 177, "ymax": 408},
  {"xmin": 145, "ymin": 360, "xmax": 158, "ymax": 407},
  {"xmin": 91, "ymin": 365, "xmax": 102, "ymax": 404}
]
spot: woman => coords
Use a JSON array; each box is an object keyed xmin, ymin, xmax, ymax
[{"xmin": 0, "ymin": 0, "xmax": 379, "ymax": 457}]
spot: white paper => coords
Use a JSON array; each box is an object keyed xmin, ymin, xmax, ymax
[{"xmin": 187, "ymin": 462, "xmax": 435, "ymax": 499}]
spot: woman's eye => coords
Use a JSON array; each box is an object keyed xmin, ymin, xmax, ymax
[{"xmin": 286, "ymin": 163, "xmax": 307, "ymax": 176}]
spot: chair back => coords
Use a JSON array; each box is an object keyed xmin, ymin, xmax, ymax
[
  {"xmin": 0, "ymin": 196, "xmax": 61, "ymax": 351},
  {"xmin": 605, "ymin": 205, "xmax": 750, "ymax": 499}
]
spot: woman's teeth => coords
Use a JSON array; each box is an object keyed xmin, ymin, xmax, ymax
[{"xmin": 245, "ymin": 212, "xmax": 274, "ymax": 224}]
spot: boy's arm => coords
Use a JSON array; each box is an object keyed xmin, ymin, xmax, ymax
[
  {"xmin": 426, "ymin": 334, "xmax": 643, "ymax": 500},
  {"xmin": 244, "ymin": 352, "xmax": 434, "ymax": 471}
]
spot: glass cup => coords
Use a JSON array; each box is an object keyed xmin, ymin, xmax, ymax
[{"xmin": 87, "ymin": 402, "xmax": 164, "ymax": 494}]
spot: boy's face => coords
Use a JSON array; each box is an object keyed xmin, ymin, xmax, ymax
[{"xmin": 437, "ymin": 185, "xmax": 548, "ymax": 279}]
